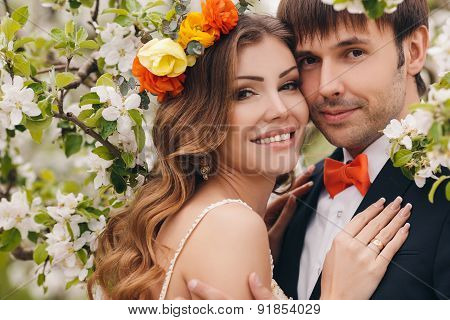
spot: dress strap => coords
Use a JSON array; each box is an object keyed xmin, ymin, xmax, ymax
[{"xmin": 159, "ymin": 199, "xmax": 253, "ymax": 300}]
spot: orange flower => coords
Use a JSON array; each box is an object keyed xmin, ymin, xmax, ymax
[
  {"xmin": 201, "ymin": 0, "xmax": 238, "ymax": 35},
  {"xmin": 132, "ymin": 57, "xmax": 185, "ymax": 103}
]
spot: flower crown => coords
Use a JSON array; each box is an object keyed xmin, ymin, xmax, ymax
[{"xmin": 132, "ymin": 0, "xmax": 242, "ymax": 103}]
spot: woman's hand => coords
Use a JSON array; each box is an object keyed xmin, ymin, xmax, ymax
[
  {"xmin": 265, "ymin": 165, "xmax": 315, "ymax": 262},
  {"xmin": 320, "ymin": 196, "xmax": 411, "ymax": 300}
]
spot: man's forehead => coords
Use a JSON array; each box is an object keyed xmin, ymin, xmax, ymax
[{"xmin": 295, "ymin": 21, "xmax": 388, "ymax": 50}]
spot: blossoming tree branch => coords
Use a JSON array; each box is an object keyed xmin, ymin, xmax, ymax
[{"xmin": 0, "ymin": 0, "xmax": 447, "ymax": 295}]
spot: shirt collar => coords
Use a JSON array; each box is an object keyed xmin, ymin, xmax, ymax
[{"xmin": 343, "ymin": 135, "xmax": 390, "ymax": 183}]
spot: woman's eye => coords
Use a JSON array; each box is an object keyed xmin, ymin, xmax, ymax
[
  {"xmin": 280, "ymin": 81, "xmax": 299, "ymax": 91},
  {"xmin": 347, "ymin": 49, "xmax": 365, "ymax": 59},
  {"xmin": 236, "ymin": 89, "xmax": 255, "ymax": 100}
]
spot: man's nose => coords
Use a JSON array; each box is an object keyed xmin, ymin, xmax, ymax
[{"xmin": 318, "ymin": 59, "xmax": 345, "ymax": 99}]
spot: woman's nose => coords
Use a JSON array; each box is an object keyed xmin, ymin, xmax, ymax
[{"xmin": 267, "ymin": 93, "xmax": 289, "ymax": 121}]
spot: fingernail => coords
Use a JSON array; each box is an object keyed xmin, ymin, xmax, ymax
[
  {"xmin": 402, "ymin": 223, "xmax": 410, "ymax": 233},
  {"xmin": 188, "ymin": 280, "xmax": 198, "ymax": 291},
  {"xmin": 307, "ymin": 181, "xmax": 314, "ymax": 187},
  {"xmin": 399, "ymin": 203, "xmax": 412, "ymax": 216},
  {"xmin": 391, "ymin": 196, "xmax": 403, "ymax": 210},
  {"xmin": 376, "ymin": 197, "xmax": 386, "ymax": 207},
  {"xmin": 251, "ymin": 273, "xmax": 262, "ymax": 287}
]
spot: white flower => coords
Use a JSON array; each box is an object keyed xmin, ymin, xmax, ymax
[
  {"xmin": 99, "ymin": 23, "xmax": 134, "ymax": 43},
  {"xmin": 102, "ymin": 93, "xmax": 141, "ymax": 136},
  {"xmin": 87, "ymin": 152, "xmax": 113, "ymax": 189},
  {"xmin": 0, "ymin": 191, "xmax": 41, "ymax": 239},
  {"xmin": 383, "ymin": 114, "xmax": 422, "ymax": 149},
  {"xmin": 98, "ymin": 36, "xmax": 137, "ymax": 73},
  {"xmin": 86, "ymin": 215, "xmax": 106, "ymax": 251},
  {"xmin": 91, "ymin": 85, "xmax": 122, "ymax": 106},
  {"xmin": 383, "ymin": 118, "xmax": 404, "ymax": 139},
  {"xmin": 108, "ymin": 130, "xmax": 138, "ymax": 154},
  {"xmin": 46, "ymin": 190, "xmax": 86, "ymax": 238},
  {"xmin": 428, "ymin": 86, "xmax": 450, "ymax": 105},
  {"xmin": 414, "ymin": 167, "xmax": 437, "ymax": 188},
  {"xmin": 0, "ymin": 74, "xmax": 41, "ymax": 128},
  {"xmin": 412, "ymin": 109, "xmax": 434, "ymax": 135}
]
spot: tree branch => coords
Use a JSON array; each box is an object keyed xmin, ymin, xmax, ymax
[
  {"xmin": 64, "ymin": 58, "xmax": 98, "ymax": 90},
  {"xmin": 3, "ymin": 0, "xmax": 11, "ymax": 15},
  {"xmin": 12, "ymin": 246, "xmax": 33, "ymax": 261},
  {"xmin": 54, "ymin": 111, "xmax": 121, "ymax": 159}
]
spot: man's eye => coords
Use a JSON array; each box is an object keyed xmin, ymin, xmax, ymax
[
  {"xmin": 280, "ymin": 80, "xmax": 299, "ymax": 91},
  {"xmin": 236, "ymin": 89, "xmax": 255, "ymax": 100},
  {"xmin": 347, "ymin": 49, "xmax": 365, "ymax": 58},
  {"xmin": 298, "ymin": 56, "xmax": 318, "ymax": 69}
]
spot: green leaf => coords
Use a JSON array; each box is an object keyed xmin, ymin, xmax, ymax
[
  {"xmin": 128, "ymin": 109, "xmax": 142, "ymax": 126},
  {"xmin": 75, "ymin": 27, "xmax": 88, "ymax": 42},
  {"xmin": 50, "ymin": 28, "xmax": 65, "ymax": 42},
  {"xmin": 114, "ymin": 15, "xmax": 133, "ymax": 27},
  {"xmin": 400, "ymin": 166, "xmax": 414, "ymax": 180},
  {"xmin": 0, "ymin": 17, "xmax": 21, "ymax": 41},
  {"xmin": 56, "ymin": 72, "xmax": 76, "ymax": 89},
  {"xmin": 65, "ymin": 20, "xmax": 75, "ymax": 36},
  {"xmin": 125, "ymin": 0, "xmax": 141, "ymax": 12},
  {"xmin": 83, "ymin": 107, "xmax": 104, "ymax": 127},
  {"xmin": 34, "ymin": 212, "xmax": 56, "ymax": 227},
  {"xmin": 0, "ymin": 228, "xmax": 21, "ymax": 252},
  {"xmin": 1, "ymin": 152, "xmax": 13, "ymax": 179},
  {"xmin": 24, "ymin": 117, "xmax": 53, "ymax": 144},
  {"xmin": 121, "ymin": 152, "xmax": 135, "ymax": 168},
  {"xmin": 428, "ymin": 176, "xmax": 450, "ymax": 203},
  {"xmin": 102, "ymin": 8, "xmax": 129, "ymax": 15},
  {"xmin": 446, "ymin": 181, "xmax": 450, "ymax": 201},
  {"xmin": 13, "ymin": 36, "xmax": 34, "ymax": 51},
  {"xmin": 78, "ymin": 109, "xmax": 95, "ymax": 120},
  {"xmin": 79, "ymin": 40, "xmax": 99, "ymax": 50},
  {"xmin": 99, "ymin": 118, "xmax": 117, "ymax": 139},
  {"xmin": 11, "ymin": 6, "xmax": 29, "ymax": 27},
  {"xmin": 92, "ymin": 146, "xmax": 115, "ymax": 160},
  {"xmin": 64, "ymin": 133, "xmax": 83, "ymax": 157},
  {"xmin": 393, "ymin": 149, "xmax": 413, "ymax": 167},
  {"xmin": 33, "ymin": 243, "xmax": 48, "ymax": 265},
  {"xmin": 96, "ymin": 73, "xmax": 115, "ymax": 87},
  {"xmin": 76, "ymin": 249, "xmax": 88, "ymax": 264},
  {"xmin": 80, "ymin": 0, "xmax": 95, "ymax": 7},
  {"xmin": 362, "ymin": 0, "xmax": 386, "ymax": 19},
  {"xmin": 13, "ymin": 53, "xmax": 31, "ymax": 77},
  {"xmin": 65, "ymin": 277, "xmax": 79, "ymax": 290},
  {"xmin": 111, "ymin": 170, "xmax": 127, "ymax": 193},
  {"xmin": 37, "ymin": 273, "xmax": 46, "ymax": 287},
  {"xmin": 133, "ymin": 125, "xmax": 145, "ymax": 153},
  {"xmin": 428, "ymin": 122, "xmax": 443, "ymax": 143},
  {"xmin": 80, "ymin": 92, "xmax": 100, "ymax": 106}
]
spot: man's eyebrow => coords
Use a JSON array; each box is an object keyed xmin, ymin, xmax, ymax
[
  {"xmin": 333, "ymin": 37, "xmax": 370, "ymax": 48},
  {"xmin": 294, "ymin": 50, "xmax": 314, "ymax": 59},
  {"xmin": 279, "ymin": 66, "xmax": 297, "ymax": 78},
  {"xmin": 236, "ymin": 75, "xmax": 264, "ymax": 81}
]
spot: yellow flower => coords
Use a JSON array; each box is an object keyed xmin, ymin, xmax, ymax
[
  {"xmin": 177, "ymin": 12, "xmax": 217, "ymax": 49},
  {"xmin": 137, "ymin": 38, "xmax": 188, "ymax": 77}
]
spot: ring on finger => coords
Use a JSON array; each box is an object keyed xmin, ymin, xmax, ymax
[{"xmin": 368, "ymin": 238, "xmax": 384, "ymax": 252}]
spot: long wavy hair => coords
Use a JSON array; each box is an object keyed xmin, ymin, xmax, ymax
[{"xmin": 88, "ymin": 14, "xmax": 296, "ymax": 300}]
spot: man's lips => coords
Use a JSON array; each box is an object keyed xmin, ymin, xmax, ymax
[{"xmin": 320, "ymin": 108, "xmax": 359, "ymax": 123}]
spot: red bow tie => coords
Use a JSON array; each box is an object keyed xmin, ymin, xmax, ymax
[{"xmin": 324, "ymin": 153, "xmax": 371, "ymax": 199}]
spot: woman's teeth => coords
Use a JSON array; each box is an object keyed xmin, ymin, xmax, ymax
[{"xmin": 254, "ymin": 133, "xmax": 291, "ymax": 144}]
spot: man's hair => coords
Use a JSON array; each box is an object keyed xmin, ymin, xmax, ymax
[{"xmin": 277, "ymin": 0, "xmax": 429, "ymax": 96}]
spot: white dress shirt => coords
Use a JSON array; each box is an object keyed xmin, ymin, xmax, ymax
[{"xmin": 297, "ymin": 135, "xmax": 391, "ymax": 300}]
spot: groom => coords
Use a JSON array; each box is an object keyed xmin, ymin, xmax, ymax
[
  {"xmin": 272, "ymin": 0, "xmax": 450, "ymax": 299},
  {"xmin": 186, "ymin": 0, "xmax": 450, "ymax": 300}
]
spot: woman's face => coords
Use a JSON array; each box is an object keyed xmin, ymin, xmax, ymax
[{"xmin": 219, "ymin": 35, "xmax": 309, "ymax": 179}]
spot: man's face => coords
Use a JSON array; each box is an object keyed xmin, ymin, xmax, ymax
[{"xmin": 296, "ymin": 21, "xmax": 407, "ymax": 152}]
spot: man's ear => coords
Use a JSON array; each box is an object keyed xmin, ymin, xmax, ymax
[{"xmin": 405, "ymin": 25, "xmax": 429, "ymax": 76}]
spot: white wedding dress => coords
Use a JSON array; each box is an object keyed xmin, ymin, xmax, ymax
[{"xmin": 158, "ymin": 198, "xmax": 290, "ymax": 300}]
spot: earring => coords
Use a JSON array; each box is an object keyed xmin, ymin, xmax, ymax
[{"xmin": 200, "ymin": 157, "xmax": 210, "ymax": 180}]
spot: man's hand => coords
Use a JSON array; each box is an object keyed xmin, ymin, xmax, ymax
[
  {"xmin": 177, "ymin": 273, "xmax": 277, "ymax": 300},
  {"xmin": 265, "ymin": 165, "xmax": 315, "ymax": 262}
]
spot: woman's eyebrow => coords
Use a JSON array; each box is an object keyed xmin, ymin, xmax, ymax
[{"xmin": 279, "ymin": 66, "xmax": 297, "ymax": 78}]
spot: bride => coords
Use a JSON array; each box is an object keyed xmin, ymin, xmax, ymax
[{"xmin": 88, "ymin": 7, "xmax": 411, "ymax": 300}]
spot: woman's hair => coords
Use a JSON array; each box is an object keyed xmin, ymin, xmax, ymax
[{"xmin": 88, "ymin": 14, "xmax": 296, "ymax": 300}]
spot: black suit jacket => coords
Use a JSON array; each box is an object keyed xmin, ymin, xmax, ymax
[{"xmin": 274, "ymin": 148, "xmax": 450, "ymax": 300}]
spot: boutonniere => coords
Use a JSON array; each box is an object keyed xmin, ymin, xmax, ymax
[{"xmin": 383, "ymin": 72, "xmax": 449, "ymax": 203}]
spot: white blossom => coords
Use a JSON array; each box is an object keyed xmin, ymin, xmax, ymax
[
  {"xmin": 102, "ymin": 93, "xmax": 141, "ymax": 136},
  {"xmin": 0, "ymin": 74, "xmax": 41, "ymax": 129},
  {"xmin": 0, "ymin": 191, "xmax": 42, "ymax": 239},
  {"xmin": 87, "ymin": 152, "xmax": 113, "ymax": 189},
  {"xmin": 412, "ymin": 109, "xmax": 434, "ymax": 135},
  {"xmin": 108, "ymin": 130, "xmax": 138, "ymax": 154}
]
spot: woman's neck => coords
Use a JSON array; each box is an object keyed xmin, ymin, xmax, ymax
[{"xmin": 199, "ymin": 166, "xmax": 276, "ymax": 217}]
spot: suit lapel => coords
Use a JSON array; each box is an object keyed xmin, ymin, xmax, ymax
[
  {"xmin": 274, "ymin": 148, "xmax": 343, "ymax": 299},
  {"xmin": 309, "ymin": 157, "xmax": 414, "ymax": 299}
]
